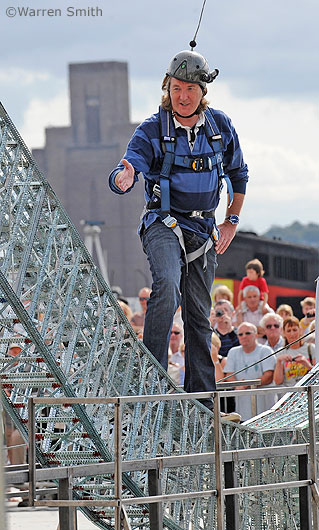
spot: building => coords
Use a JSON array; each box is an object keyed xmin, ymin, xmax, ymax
[{"xmin": 33, "ymin": 61, "xmax": 152, "ymax": 296}]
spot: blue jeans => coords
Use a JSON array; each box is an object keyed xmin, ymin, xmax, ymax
[{"xmin": 141, "ymin": 220, "xmax": 217, "ymax": 409}]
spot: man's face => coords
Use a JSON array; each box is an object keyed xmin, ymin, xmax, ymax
[
  {"xmin": 215, "ymin": 302, "xmax": 232, "ymax": 325},
  {"xmin": 139, "ymin": 288, "xmax": 150, "ymax": 312},
  {"xmin": 302, "ymin": 303, "xmax": 315, "ymax": 317},
  {"xmin": 170, "ymin": 78, "xmax": 202, "ymax": 117},
  {"xmin": 216, "ymin": 302, "xmax": 232, "ymax": 318},
  {"xmin": 237, "ymin": 324, "xmax": 257, "ymax": 351},
  {"xmin": 170, "ymin": 324, "xmax": 182, "ymax": 353},
  {"xmin": 245, "ymin": 290, "xmax": 259, "ymax": 310},
  {"xmin": 263, "ymin": 318, "xmax": 282, "ymax": 342}
]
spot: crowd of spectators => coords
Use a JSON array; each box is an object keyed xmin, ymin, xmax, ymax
[
  {"xmin": 4, "ymin": 266, "xmax": 317, "ymax": 501},
  {"xmin": 113, "ymin": 256, "xmax": 316, "ymax": 423},
  {"xmin": 217, "ymin": 293, "xmax": 315, "ymax": 422}
]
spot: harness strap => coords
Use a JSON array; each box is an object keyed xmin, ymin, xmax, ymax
[
  {"xmin": 159, "ymin": 174, "xmax": 170, "ymax": 214},
  {"xmin": 186, "ymin": 237, "xmax": 214, "ymax": 270},
  {"xmin": 156, "ymin": 107, "xmax": 222, "ymax": 269},
  {"xmin": 204, "ymin": 109, "xmax": 234, "ymax": 207},
  {"xmin": 159, "ymin": 109, "xmax": 176, "ymax": 214},
  {"xmin": 174, "ymin": 154, "xmax": 217, "ymax": 171},
  {"xmin": 161, "ymin": 214, "xmax": 187, "ymax": 269},
  {"xmin": 161, "ymin": 213, "xmax": 213, "ymax": 272}
]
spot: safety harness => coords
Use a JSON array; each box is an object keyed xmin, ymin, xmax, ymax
[{"xmin": 146, "ymin": 107, "xmax": 234, "ymax": 270}]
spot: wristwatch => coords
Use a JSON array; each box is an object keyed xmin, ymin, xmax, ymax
[{"xmin": 225, "ymin": 214, "xmax": 240, "ymax": 225}]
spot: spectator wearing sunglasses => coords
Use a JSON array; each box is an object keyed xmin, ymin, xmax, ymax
[
  {"xmin": 224, "ymin": 322, "xmax": 275, "ymax": 421},
  {"xmin": 259, "ymin": 313, "xmax": 284, "ymax": 407},
  {"xmin": 130, "ymin": 287, "xmax": 151, "ymax": 335},
  {"xmin": 168, "ymin": 323, "xmax": 185, "ymax": 385},
  {"xmin": 260, "ymin": 313, "xmax": 284, "ymax": 352}
]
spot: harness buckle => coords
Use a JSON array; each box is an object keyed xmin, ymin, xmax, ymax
[
  {"xmin": 162, "ymin": 215, "xmax": 177, "ymax": 228},
  {"xmin": 153, "ymin": 183, "xmax": 161, "ymax": 198},
  {"xmin": 189, "ymin": 210, "xmax": 204, "ymax": 219},
  {"xmin": 192, "ymin": 158, "xmax": 204, "ymax": 172},
  {"xmin": 216, "ymin": 153, "xmax": 225, "ymax": 176}
]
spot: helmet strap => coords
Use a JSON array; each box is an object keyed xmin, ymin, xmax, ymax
[{"xmin": 173, "ymin": 107, "xmax": 200, "ymax": 119}]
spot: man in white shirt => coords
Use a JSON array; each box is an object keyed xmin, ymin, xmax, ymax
[
  {"xmin": 168, "ymin": 323, "xmax": 185, "ymax": 385},
  {"xmin": 224, "ymin": 322, "xmax": 275, "ymax": 421},
  {"xmin": 235, "ymin": 286, "xmax": 273, "ymax": 338},
  {"xmin": 259, "ymin": 313, "xmax": 284, "ymax": 352},
  {"xmin": 259, "ymin": 312, "xmax": 285, "ymax": 407}
]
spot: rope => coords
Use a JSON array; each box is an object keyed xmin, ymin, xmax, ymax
[
  {"xmin": 190, "ymin": 0, "xmax": 207, "ymax": 50},
  {"xmin": 218, "ymin": 329, "xmax": 316, "ymax": 382}
]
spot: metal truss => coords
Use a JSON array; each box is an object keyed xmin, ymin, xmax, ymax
[{"xmin": 0, "ymin": 102, "xmax": 318, "ymax": 529}]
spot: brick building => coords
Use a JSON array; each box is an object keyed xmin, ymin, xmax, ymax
[{"xmin": 33, "ymin": 61, "xmax": 152, "ymax": 296}]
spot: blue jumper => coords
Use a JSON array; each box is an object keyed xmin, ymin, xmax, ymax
[
  {"xmin": 109, "ymin": 108, "xmax": 249, "ymax": 237},
  {"xmin": 108, "ymin": 107, "xmax": 249, "ymax": 410}
]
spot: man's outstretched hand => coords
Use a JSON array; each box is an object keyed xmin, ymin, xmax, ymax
[{"xmin": 115, "ymin": 159, "xmax": 135, "ymax": 192}]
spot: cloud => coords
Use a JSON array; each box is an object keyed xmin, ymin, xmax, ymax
[
  {"xmin": 130, "ymin": 78, "xmax": 162, "ymax": 124},
  {"xmin": 207, "ymin": 82, "xmax": 319, "ymax": 232},
  {"xmin": 0, "ymin": 68, "xmax": 50, "ymax": 86},
  {"xmin": 1, "ymin": 0, "xmax": 318, "ymax": 102},
  {"xmin": 17, "ymin": 74, "xmax": 319, "ymax": 233},
  {"xmin": 20, "ymin": 92, "xmax": 69, "ymax": 148}
]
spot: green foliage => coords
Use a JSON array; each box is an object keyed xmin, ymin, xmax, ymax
[{"xmin": 263, "ymin": 221, "xmax": 319, "ymax": 248}]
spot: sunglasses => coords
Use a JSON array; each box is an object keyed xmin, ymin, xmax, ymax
[
  {"xmin": 139, "ymin": 297, "xmax": 150, "ymax": 301},
  {"xmin": 238, "ymin": 332, "xmax": 253, "ymax": 336},
  {"xmin": 266, "ymin": 323, "xmax": 280, "ymax": 329},
  {"xmin": 171, "ymin": 331, "xmax": 181, "ymax": 335}
]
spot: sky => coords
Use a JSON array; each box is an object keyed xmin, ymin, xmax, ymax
[{"xmin": 1, "ymin": 0, "xmax": 318, "ymax": 234}]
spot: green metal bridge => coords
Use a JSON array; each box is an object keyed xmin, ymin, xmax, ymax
[{"xmin": 1, "ymin": 102, "xmax": 318, "ymax": 529}]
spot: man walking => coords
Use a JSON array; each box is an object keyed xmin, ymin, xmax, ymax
[{"xmin": 109, "ymin": 49, "xmax": 249, "ymax": 410}]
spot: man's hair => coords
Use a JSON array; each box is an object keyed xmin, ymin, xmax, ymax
[
  {"xmin": 138, "ymin": 287, "xmax": 151, "ymax": 296},
  {"xmin": 260, "ymin": 312, "xmax": 283, "ymax": 329},
  {"xmin": 238, "ymin": 321, "xmax": 257, "ymax": 334},
  {"xmin": 161, "ymin": 75, "xmax": 209, "ymax": 112},
  {"xmin": 214, "ymin": 299, "xmax": 234, "ymax": 312},
  {"xmin": 245, "ymin": 258, "xmax": 264, "ymax": 277},
  {"xmin": 243, "ymin": 285, "xmax": 260, "ymax": 298},
  {"xmin": 171, "ymin": 322, "xmax": 183, "ymax": 333},
  {"xmin": 300, "ymin": 297, "xmax": 315, "ymax": 308}
]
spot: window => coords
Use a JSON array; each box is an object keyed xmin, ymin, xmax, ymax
[
  {"xmin": 273, "ymin": 256, "xmax": 307, "ymax": 282},
  {"xmin": 86, "ymin": 97, "xmax": 101, "ymax": 144}
]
